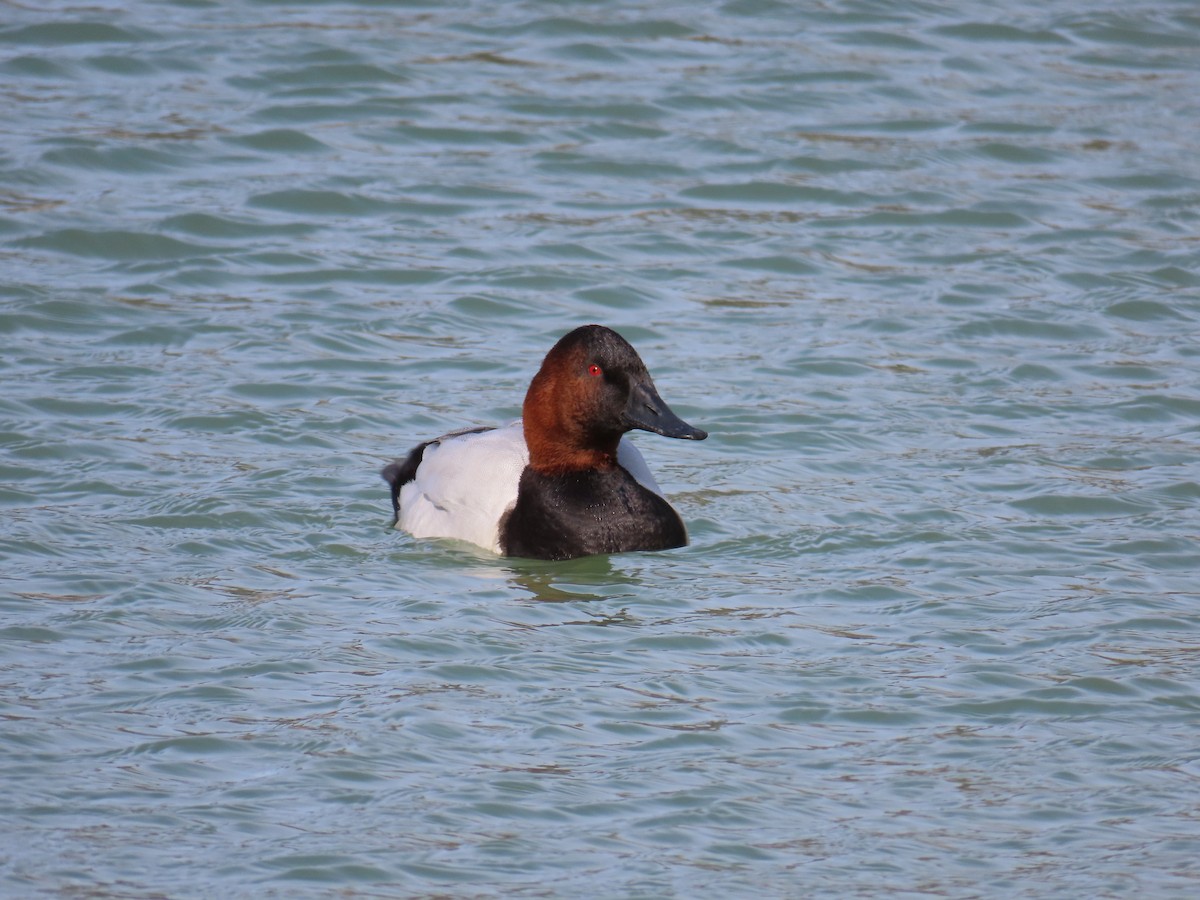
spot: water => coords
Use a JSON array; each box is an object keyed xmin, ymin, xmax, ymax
[{"xmin": 2, "ymin": 0, "xmax": 1199, "ymax": 896}]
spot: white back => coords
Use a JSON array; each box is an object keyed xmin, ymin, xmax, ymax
[
  {"xmin": 398, "ymin": 422, "xmax": 528, "ymax": 553},
  {"xmin": 617, "ymin": 436, "xmax": 663, "ymax": 496}
]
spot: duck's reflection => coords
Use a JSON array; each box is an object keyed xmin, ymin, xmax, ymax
[{"xmin": 499, "ymin": 553, "xmax": 638, "ymax": 605}]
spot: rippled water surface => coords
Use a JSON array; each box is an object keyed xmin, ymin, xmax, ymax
[{"xmin": 3, "ymin": 0, "xmax": 1200, "ymax": 896}]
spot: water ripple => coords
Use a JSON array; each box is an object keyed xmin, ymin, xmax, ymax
[{"xmin": 2, "ymin": 0, "xmax": 1199, "ymax": 897}]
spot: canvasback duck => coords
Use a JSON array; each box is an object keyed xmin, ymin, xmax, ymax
[{"xmin": 382, "ymin": 324, "xmax": 707, "ymax": 560}]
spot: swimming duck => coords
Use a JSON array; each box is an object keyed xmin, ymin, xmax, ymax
[{"xmin": 382, "ymin": 324, "xmax": 707, "ymax": 560}]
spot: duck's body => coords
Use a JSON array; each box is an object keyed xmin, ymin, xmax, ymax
[
  {"xmin": 382, "ymin": 325, "xmax": 707, "ymax": 561},
  {"xmin": 386, "ymin": 421, "xmax": 674, "ymax": 557}
]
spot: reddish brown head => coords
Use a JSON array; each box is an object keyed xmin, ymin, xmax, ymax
[{"xmin": 521, "ymin": 325, "xmax": 706, "ymax": 476}]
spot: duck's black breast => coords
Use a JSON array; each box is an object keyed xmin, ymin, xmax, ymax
[{"xmin": 500, "ymin": 465, "xmax": 687, "ymax": 561}]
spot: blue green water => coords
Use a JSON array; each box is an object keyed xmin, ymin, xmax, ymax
[{"xmin": 2, "ymin": 1, "xmax": 1199, "ymax": 896}]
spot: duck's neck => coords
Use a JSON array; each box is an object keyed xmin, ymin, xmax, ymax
[
  {"xmin": 526, "ymin": 443, "xmax": 618, "ymax": 477},
  {"xmin": 523, "ymin": 373, "xmax": 621, "ymax": 476}
]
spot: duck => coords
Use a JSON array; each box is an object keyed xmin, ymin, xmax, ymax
[{"xmin": 382, "ymin": 324, "xmax": 707, "ymax": 560}]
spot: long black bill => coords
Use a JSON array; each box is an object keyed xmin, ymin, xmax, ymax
[{"xmin": 624, "ymin": 379, "xmax": 708, "ymax": 440}]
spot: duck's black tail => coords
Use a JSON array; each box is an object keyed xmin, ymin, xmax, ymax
[{"xmin": 381, "ymin": 443, "xmax": 428, "ymax": 526}]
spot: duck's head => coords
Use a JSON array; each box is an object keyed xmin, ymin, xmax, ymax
[{"xmin": 522, "ymin": 324, "xmax": 707, "ymax": 475}]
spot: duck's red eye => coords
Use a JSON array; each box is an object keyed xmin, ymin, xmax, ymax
[{"xmin": 588, "ymin": 364, "xmax": 602, "ymax": 377}]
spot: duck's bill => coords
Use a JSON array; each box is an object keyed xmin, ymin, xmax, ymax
[{"xmin": 624, "ymin": 379, "xmax": 708, "ymax": 440}]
